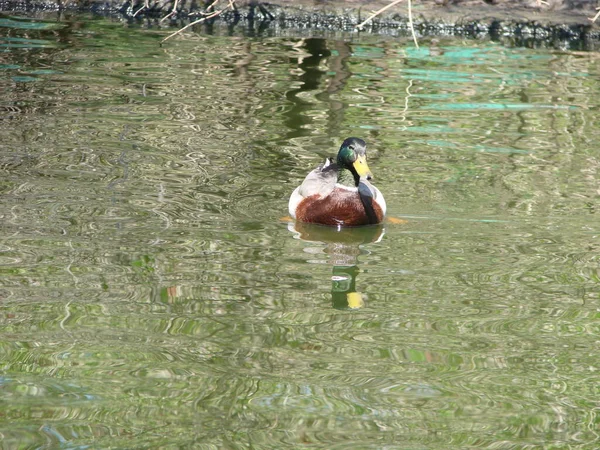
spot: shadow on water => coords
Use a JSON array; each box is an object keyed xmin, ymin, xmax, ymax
[{"xmin": 288, "ymin": 221, "xmax": 385, "ymax": 310}]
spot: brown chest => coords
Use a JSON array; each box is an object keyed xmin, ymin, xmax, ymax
[{"xmin": 296, "ymin": 188, "xmax": 384, "ymax": 227}]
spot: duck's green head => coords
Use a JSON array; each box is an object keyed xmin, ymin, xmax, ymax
[{"xmin": 337, "ymin": 137, "xmax": 373, "ymax": 186}]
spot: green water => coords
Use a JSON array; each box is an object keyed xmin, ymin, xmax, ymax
[{"xmin": 1, "ymin": 14, "xmax": 600, "ymax": 449}]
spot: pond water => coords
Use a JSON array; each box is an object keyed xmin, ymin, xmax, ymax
[{"xmin": 1, "ymin": 13, "xmax": 600, "ymax": 449}]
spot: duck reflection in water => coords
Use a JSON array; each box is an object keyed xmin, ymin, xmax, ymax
[{"xmin": 288, "ymin": 221, "xmax": 385, "ymax": 310}]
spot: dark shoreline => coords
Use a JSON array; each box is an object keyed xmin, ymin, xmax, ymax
[{"xmin": 1, "ymin": 0, "xmax": 599, "ymax": 49}]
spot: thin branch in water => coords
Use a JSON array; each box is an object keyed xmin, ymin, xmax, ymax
[
  {"xmin": 206, "ymin": 0, "xmax": 219, "ymax": 11},
  {"xmin": 589, "ymin": 7, "xmax": 600, "ymax": 23},
  {"xmin": 190, "ymin": 0, "xmax": 220, "ymax": 16},
  {"xmin": 355, "ymin": 0, "xmax": 418, "ymax": 48},
  {"xmin": 161, "ymin": 0, "xmax": 235, "ymax": 44},
  {"xmin": 160, "ymin": 0, "xmax": 179, "ymax": 23},
  {"xmin": 407, "ymin": 0, "xmax": 419, "ymax": 49},
  {"xmin": 132, "ymin": 0, "xmax": 150, "ymax": 17},
  {"xmin": 355, "ymin": 0, "xmax": 404, "ymax": 31}
]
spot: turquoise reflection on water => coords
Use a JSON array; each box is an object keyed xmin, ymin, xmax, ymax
[{"xmin": 1, "ymin": 14, "xmax": 600, "ymax": 449}]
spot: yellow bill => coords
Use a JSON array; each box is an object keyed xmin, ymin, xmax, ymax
[{"xmin": 353, "ymin": 155, "xmax": 373, "ymax": 179}]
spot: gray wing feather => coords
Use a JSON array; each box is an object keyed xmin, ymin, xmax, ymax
[{"xmin": 298, "ymin": 158, "xmax": 336, "ymax": 198}]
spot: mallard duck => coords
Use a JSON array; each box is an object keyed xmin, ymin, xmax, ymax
[{"xmin": 288, "ymin": 137, "xmax": 386, "ymax": 227}]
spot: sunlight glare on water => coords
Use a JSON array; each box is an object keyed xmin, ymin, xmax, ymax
[{"xmin": 1, "ymin": 15, "xmax": 600, "ymax": 448}]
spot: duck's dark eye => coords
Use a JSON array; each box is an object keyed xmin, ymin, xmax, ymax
[{"xmin": 348, "ymin": 145, "xmax": 355, "ymax": 151}]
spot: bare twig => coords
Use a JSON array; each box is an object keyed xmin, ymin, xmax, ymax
[
  {"xmin": 160, "ymin": 0, "xmax": 179, "ymax": 22},
  {"xmin": 190, "ymin": 0, "xmax": 220, "ymax": 16},
  {"xmin": 407, "ymin": 0, "xmax": 419, "ymax": 49},
  {"xmin": 355, "ymin": 0, "xmax": 418, "ymax": 48},
  {"xmin": 355, "ymin": 0, "xmax": 404, "ymax": 31},
  {"xmin": 132, "ymin": 0, "xmax": 150, "ymax": 17},
  {"xmin": 161, "ymin": 0, "xmax": 235, "ymax": 44},
  {"xmin": 589, "ymin": 7, "xmax": 600, "ymax": 23}
]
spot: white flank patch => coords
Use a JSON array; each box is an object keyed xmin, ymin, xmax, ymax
[
  {"xmin": 334, "ymin": 183, "xmax": 358, "ymax": 192},
  {"xmin": 288, "ymin": 186, "xmax": 302, "ymax": 218}
]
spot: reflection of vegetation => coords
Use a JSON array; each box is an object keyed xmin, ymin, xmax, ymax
[{"xmin": 130, "ymin": 254, "xmax": 156, "ymax": 280}]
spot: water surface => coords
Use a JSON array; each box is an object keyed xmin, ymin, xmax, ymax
[{"xmin": 1, "ymin": 15, "xmax": 600, "ymax": 448}]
